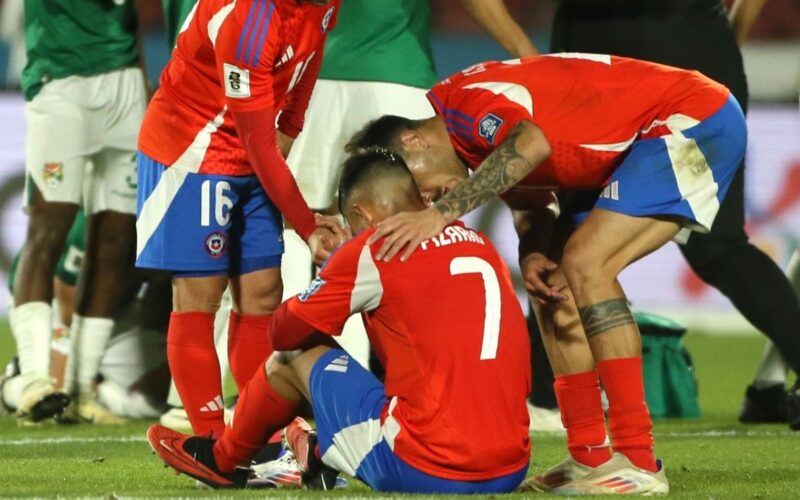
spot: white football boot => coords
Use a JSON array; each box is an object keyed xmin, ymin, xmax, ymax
[
  {"xmin": 518, "ymin": 456, "xmax": 594, "ymax": 492},
  {"xmin": 16, "ymin": 378, "xmax": 70, "ymax": 424},
  {"xmin": 555, "ymin": 452, "xmax": 669, "ymax": 495}
]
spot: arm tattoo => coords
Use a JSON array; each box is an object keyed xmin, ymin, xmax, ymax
[
  {"xmin": 578, "ymin": 298, "xmax": 635, "ymax": 337},
  {"xmin": 433, "ymin": 125, "xmax": 534, "ymax": 222}
]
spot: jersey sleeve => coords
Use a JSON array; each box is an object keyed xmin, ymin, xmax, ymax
[
  {"xmin": 213, "ymin": 1, "xmax": 282, "ymax": 113},
  {"xmin": 287, "ymin": 239, "xmax": 383, "ymax": 335},
  {"xmin": 429, "ymin": 81, "xmax": 536, "ymax": 157},
  {"xmin": 277, "ymin": 44, "xmax": 324, "ymax": 138},
  {"xmin": 277, "ymin": 0, "xmax": 339, "ymax": 138}
]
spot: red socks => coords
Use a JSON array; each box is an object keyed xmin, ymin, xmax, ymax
[
  {"xmin": 227, "ymin": 311, "xmax": 274, "ymax": 392},
  {"xmin": 597, "ymin": 357, "xmax": 658, "ymax": 472},
  {"xmin": 213, "ymin": 365, "xmax": 302, "ymax": 473},
  {"xmin": 167, "ymin": 312, "xmax": 225, "ymax": 438},
  {"xmin": 554, "ymin": 370, "xmax": 611, "ymax": 467}
]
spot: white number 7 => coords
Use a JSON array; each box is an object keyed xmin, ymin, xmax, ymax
[{"xmin": 450, "ymin": 257, "xmax": 501, "ymax": 360}]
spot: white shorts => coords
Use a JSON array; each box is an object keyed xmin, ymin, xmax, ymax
[
  {"xmin": 286, "ymin": 80, "xmax": 434, "ymax": 209},
  {"xmin": 24, "ymin": 67, "xmax": 146, "ymax": 215}
]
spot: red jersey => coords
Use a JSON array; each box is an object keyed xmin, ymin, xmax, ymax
[
  {"xmin": 287, "ymin": 222, "xmax": 531, "ymax": 481},
  {"xmin": 427, "ymin": 53, "xmax": 731, "ymax": 190},
  {"xmin": 139, "ymin": 0, "xmax": 339, "ymax": 176}
]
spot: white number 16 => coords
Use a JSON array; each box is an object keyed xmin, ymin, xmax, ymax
[
  {"xmin": 200, "ymin": 180, "xmax": 233, "ymax": 227},
  {"xmin": 450, "ymin": 257, "xmax": 501, "ymax": 360}
]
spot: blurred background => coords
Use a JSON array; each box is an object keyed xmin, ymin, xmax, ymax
[{"xmin": 0, "ymin": 0, "xmax": 798, "ymax": 332}]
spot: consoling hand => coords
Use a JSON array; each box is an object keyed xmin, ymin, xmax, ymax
[{"xmin": 367, "ymin": 207, "xmax": 448, "ymax": 262}]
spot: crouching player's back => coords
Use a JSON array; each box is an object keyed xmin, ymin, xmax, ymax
[{"xmin": 145, "ymin": 149, "xmax": 531, "ymax": 494}]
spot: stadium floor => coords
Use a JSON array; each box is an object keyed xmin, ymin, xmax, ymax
[{"xmin": 1, "ymin": 323, "xmax": 799, "ymax": 498}]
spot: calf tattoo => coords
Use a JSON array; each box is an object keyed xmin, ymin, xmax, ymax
[{"xmin": 578, "ymin": 298, "xmax": 635, "ymax": 337}]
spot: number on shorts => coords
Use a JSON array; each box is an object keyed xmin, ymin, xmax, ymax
[
  {"xmin": 200, "ymin": 180, "xmax": 233, "ymax": 227},
  {"xmin": 450, "ymin": 257, "xmax": 501, "ymax": 360}
]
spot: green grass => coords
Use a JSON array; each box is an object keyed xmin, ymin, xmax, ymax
[{"xmin": 1, "ymin": 323, "xmax": 799, "ymax": 498}]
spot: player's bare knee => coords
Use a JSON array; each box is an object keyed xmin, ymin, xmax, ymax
[
  {"xmin": 172, "ymin": 281, "xmax": 226, "ymax": 313},
  {"xmin": 562, "ymin": 241, "xmax": 613, "ymax": 290}
]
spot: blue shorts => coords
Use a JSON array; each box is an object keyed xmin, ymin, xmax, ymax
[
  {"xmin": 135, "ymin": 153, "xmax": 284, "ymax": 276},
  {"xmin": 309, "ymin": 349, "xmax": 528, "ymax": 494},
  {"xmin": 592, "ymin": 95, "xmax": 747, "ymax": 233}
]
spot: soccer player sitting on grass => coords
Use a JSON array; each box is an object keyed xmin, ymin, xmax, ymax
[
  {"xmin": 147, "ymin": 149, "xmax": 533, "ymax": 493},
  {"xmin": 348, "ymin": 53, "xmax": 748, "ymax": 495}
]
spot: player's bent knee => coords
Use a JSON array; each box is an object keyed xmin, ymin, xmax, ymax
[{"xmin": 172, "ymin": 278, "xmax": 227, "ymax": 313}]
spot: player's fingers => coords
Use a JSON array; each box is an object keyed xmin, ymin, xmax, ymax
[
  {"xmin": 380, "ymin": 231, "xmax": 410, "ymax": 262},
  {"xmin": 368, "ymin": 218, "xmax": 399, "ymax": 246},
  {"xmin": 399, "ymin": 237, "xmax": 422, "ymax": 262}
]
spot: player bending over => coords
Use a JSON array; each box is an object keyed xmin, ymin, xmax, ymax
[
  {"xmin": 146, "ymin": 149, "xmax": 532, "ymax": 493},
  {"xmin": 135, "ymin": 0, "xmax": 345, "ymax": 438},
  {"xmin": 349, "ymin": 53, "xmax": 747, "ymax": 495}
]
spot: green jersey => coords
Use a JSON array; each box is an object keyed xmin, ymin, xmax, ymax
[
  {"xmin": 319, "ymin": 0, "xmax": 436, "ymax": 89},
  {"xmin": 162, "ymin": 0, "xmax": 197, "ymax": 49},
  {"xmin": 8, "ymin": 211, "xmax": 86, "ymax": 292},
  {"xmin": 21, "ymin": 0, "xmax": 139, "ymax": 101}
]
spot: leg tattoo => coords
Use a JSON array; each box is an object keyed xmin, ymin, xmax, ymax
[{"xmin": 579, "ymin": 299, "xmax": 635, "ymax": 337}]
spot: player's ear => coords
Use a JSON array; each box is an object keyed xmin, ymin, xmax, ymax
[
  {"xmin": 398, "ymin": 129, "xmax": 426, "ymax": 151},
  {"xmin": 352, "ymin": 203, "xmax": 375, "ymax": 228}
]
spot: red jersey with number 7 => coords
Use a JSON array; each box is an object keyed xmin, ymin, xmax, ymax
[
  {"xmin": 138, "ymin": 0, "xmax": 340, "ymax": 176},
  {"xmin": 287, "ymin": 222, "xmax": 531, "ymax": 481},
  {"xmin": 426, "ymin": 53, "xmax": 731, "ymax": 190}
]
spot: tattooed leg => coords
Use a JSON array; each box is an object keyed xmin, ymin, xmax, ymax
[{"xmin": 578, "ymin": 298, "xmax": 635, "ymax": 338}]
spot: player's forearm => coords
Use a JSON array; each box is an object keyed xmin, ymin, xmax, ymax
[
  {"xmin": 432, "ymin": 121, "xmax": 550, "ymax": 223},
  {"xmin": 232, "ymin": 110, "xmax": 316, "ymax": 240},
  {"xmin": 458, "ymin": 0, "xmax": 539, "ymax": 57},
  {"xmin": 270, "ymin": 302, "xmax": 333, "ymax": 351},
  {"xmin": 729, "ymin": 0, "xmax": 768, "ymax": 45}
]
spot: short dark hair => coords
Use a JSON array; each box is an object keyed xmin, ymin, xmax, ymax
[
  {"xmin": 337, "ymin": 148, "xmax": 415, "ymax": 215},
  {"xmin": 345, "ymin": 115, "xmax": 420, "ymax": 155}
]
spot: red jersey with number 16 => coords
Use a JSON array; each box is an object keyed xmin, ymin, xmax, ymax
[
  {"xmin": 139, "ymin": 0, "xmax": 339, "ymax": 176},
  {"xmin": 287, "ymin": 222, "xmax": 531, "ymax": 481},
  {"xmin": 427, "ymin": 53, "xmax": 731, "ymax": 190}
]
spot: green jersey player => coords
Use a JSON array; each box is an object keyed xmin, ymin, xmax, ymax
[
  {"xmin": 11, "ymin": 0, "xmax": 146, "ymax": 424},
  {"xmin": 162, "ymin": 0, "xmax": 197, "ymax": 48},
  {"xmin": 281, "ymin": 0, "xmax": 538, "ymax": 369},
  {"xmin": 3, "ymin": 211, "xmax": 170, "ymax": 422}
]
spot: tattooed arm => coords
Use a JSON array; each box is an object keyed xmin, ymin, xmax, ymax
[
  {"xmin": 369, "ymin": 121, "xmax": 551, "ymax": 261},
  {"xmin": 434, "ymin": 121, "xmax": 550, "ymax": 222}
]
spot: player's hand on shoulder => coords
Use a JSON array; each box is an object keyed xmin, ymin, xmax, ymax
[
  {"xmin": 368, "ymin": 207, "xmax": 448, "ymax": 262},
  {"xmin": 520, "ymin": 252, "xmax": 569, "ymax": 304}
]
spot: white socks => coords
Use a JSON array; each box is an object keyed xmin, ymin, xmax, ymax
[
  {"xmin": 9, "ymin": 302, "xmax": 52, "ymax": 387},
  {"xmin": 750, "ymin": 248, "xmax": 798, "ymax": 390},
  {"xmin": 752, "ymin": 341, "xmax": 788, "ymax": 389},
  {"xmin": 65, "ymin": 315, "xmax": 114, "ymax": 394},
  {"xmin": 1, "ymin": 374, "xmax": 23, "ymax": 410}
]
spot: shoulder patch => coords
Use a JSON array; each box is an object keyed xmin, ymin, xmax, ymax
[
  {"xmin": 223, "ymin": 63, "xmax": 251, "ymax": 98},
  {"xmin": 298, "ymin": 277, "xmax": 326, "ymax": 302},
  {"xmin": 478, "ymin": 113, "xmax": 504, "ymax": 144}
]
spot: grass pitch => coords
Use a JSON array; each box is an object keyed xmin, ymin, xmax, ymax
[{"xmin": 1, "ymin": 324, "xmax": 798, "ymax": 498}]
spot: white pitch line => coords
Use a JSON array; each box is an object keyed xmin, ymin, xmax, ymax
[
  {"xmin": 0, "ymin": 436, "xmax": 148, "ymax": 446},
  {"xmin": 2, "ymin": 430, "xmax": 797, "ymax": 447}
]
